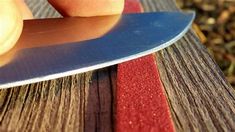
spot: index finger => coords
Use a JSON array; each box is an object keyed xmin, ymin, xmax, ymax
[{"xmin": 48, "ymin": 0, "xmax": 124, "ymax": 17}]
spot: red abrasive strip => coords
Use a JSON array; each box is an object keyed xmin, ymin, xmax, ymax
[
  {"xmin": 116, "ymin": 0, "xmax": 175, "ymax": 131},
  {"xmin": 124, "ymin": 0, "xmax": 143, "ymax": 13}
]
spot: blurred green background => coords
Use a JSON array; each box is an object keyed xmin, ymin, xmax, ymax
[{"xmin": 176, "ymin": 0, "xmax": 235, "ymax": 88}]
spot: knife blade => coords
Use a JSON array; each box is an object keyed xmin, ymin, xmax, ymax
[{"xmin": 0, "ymin": 12, "xmax": 195, "ymax": 88}]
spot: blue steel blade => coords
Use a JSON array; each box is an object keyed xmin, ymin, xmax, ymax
[{"xmin": 0, "ymin": 12, "xmax": 195, "ymax": 88}]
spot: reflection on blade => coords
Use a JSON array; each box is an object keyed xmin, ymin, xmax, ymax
[
  {"xmin": 0, "ymin": 15, "xmax": 121, "ymax": 66},
  {"xmin": 0, "ymin": 12, "xmax": 195, "ymax": 88}
]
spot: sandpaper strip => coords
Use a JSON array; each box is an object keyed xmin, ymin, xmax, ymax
[{"xmin": 116, "ymin": 0, "xmax": 175, "ymax": 131}]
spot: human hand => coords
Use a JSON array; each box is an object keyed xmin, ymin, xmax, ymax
[{"xmin": 0, "ymin": 0, "xmax": 124, "ymax": 55}]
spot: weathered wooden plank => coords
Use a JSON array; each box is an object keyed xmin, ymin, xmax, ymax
[
  {"xmin": 0, "ymin": 0, "xmax": 233, "ymax": 131},
  {"xmin": 141, "ymin": 0, "xmax": 235, "ymax": 131},
  {"xmin": 85, "ymin": 68, "xmax": 116, "ymax": 132},
  {"xmin": 0, "ymin": 74, "xmax": 93, "ymax": 131}
]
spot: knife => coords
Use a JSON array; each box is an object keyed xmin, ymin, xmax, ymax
[{"xmin": 0, "ymin": 12, "xmax": 195, "ymax": 88}]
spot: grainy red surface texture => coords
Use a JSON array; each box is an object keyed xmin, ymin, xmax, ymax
[
  {"xmin": 124, "ymin": 0, "xmax": 143, "ymax": 13},
  {"xmin": 116, "ymin": 0, "xmax": 175, "ymax": 131}
]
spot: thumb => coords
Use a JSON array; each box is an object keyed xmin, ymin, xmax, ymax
[
  {"xmin": 0, "ymin": 0, "xmax": 33, "ymax": 56},
  {"xmin": 15, "ymin": 0, "xmax": 33, "ymax": 20},
  {"xmin": 0, "ymin": 1, "xmax": 23, "ymax": 56}
]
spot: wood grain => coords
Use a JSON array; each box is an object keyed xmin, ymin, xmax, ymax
[
  {"xmin": 141, "ymin": 0, "xmax": 235, "ymax": 131},
  {"xmin": 0, "ymin": 0, "xmax": 233, "ymax": 131}
]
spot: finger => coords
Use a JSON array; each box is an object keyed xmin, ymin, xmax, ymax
[
  {"xmin": 0, "ymin": 1, "xmax": 23, "ymax": 56},
  {"xmin": 47, "ymin": 0, "xmax": 123, "ymax": 46},
  {"xmin": 0, "ymin": 0, "xmax": 33, "ymax": 66},
  {"xmin": 14, "ymin": 0, "xmax": 34, "ymax": 19},
  {"xmin": 48, "ymin": 0, "xmax": 124, "ymax": 17}
]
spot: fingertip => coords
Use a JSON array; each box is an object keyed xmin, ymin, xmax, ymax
[
  {"xmin": 0, "ymin": 1, "xmax": 23, "ymax": 56},
  {"xmin": 15, "ymin": 0, "xmax": 34, "ymax": 19},
  {"xmin": 48, "ymin": 0, "xmax": 124, "ymax": 17}
]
